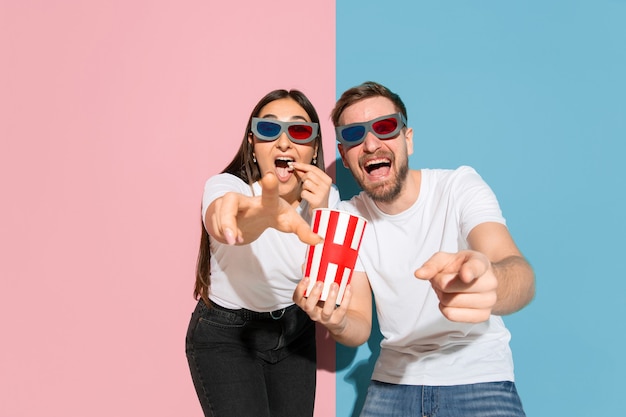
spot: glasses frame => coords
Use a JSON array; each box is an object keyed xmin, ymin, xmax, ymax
[
  {"xmin": 251, "ymin": 118, "xmax": 319, "ymax": 144},
  {"xmin": 335, "ymin": 112, "xmax": 407, "ymax": 147}
]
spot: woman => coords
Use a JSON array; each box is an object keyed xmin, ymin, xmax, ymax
[{"xmin": 186, "ymin": 89, "xmax": 339, "ymax": 417}]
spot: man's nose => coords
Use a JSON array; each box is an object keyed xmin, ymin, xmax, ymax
[{"xmin": 362, "ymin": 132, "xmax": 381, "ymax": 152}]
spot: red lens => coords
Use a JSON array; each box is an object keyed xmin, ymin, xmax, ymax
[
  {"xmin": 288, "ymin": 124, "xmax": 313, "ymax": 140},
  {"xmin": 371, "ymin": 117, "xmax": 398, "ymax": 135}
]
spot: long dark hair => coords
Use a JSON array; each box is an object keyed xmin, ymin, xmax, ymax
[{"xmin": 194, "ymin": 89, "xmax": 326, "ymax": 305}]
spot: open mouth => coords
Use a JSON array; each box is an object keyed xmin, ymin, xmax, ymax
[
  {"xmin": 275, "ymin": 157, "xmax": 295, "ymax": 180},
  {"xmin": 275, "ymin": 157, "xmax": 294, "ymax": 169},
  {"xmin": 364, "ymin": 158, "xmax": 391, "ymax": 175}
]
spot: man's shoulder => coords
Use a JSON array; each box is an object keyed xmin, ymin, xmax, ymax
[
  {"xmin": 423, "ymin": 165, "xmax": 478, "ymax": 178},
  {"xmin": 423, "ymin": 165, "xmax": 484, "ymax": 189}
]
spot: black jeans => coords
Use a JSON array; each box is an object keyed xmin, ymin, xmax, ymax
[{"xmin": 185, "ymin": 300, "xmax": 317, "ymax": 417}]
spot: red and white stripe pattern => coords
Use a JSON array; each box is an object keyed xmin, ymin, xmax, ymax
[{"xmin": 304, "ymin": 209, "xmax": 366, "ymax": 304}]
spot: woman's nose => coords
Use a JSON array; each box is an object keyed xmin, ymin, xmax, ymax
[{"xmin": 275, "ymin": 133, "xmax": 292, "ymax": 150}]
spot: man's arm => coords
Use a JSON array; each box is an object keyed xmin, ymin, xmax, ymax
[
  {"xmin": 415, "ymin": 222, "xmax": 535, "ymax": 322},
  {"xmin": 467, "ymin": 222, "xmax": 535, "ymax": 315}
]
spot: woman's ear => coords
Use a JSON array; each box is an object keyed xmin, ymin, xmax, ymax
[{"xmin": 248, "ymin": 133, "xmax": 257, "ymax": 163}]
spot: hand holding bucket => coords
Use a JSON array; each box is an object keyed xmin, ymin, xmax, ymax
[{"xmin": 303, "ymin": 208, "xmax": 367, "ymax": 305}]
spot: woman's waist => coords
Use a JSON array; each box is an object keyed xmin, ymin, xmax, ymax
[{"xmin": 208, "ymin": 290, "xmax": 296, "ymax": 312}]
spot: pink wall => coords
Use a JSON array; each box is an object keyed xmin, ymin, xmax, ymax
[{"xmin": 0, "ymin": 1, "xmax": 336, "ymax": 416}]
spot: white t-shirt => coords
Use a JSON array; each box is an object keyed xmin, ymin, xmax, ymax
[
  {"xmin": 202, "ymin": 173, "xmax": 341, "ymax": 312},
  {"xmin": 338, "ymin": 166, "xmax": 515, "ymax": 386}
]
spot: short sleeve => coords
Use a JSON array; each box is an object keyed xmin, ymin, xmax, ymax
[{"xmin": 201, "ymin": 173, "xmax": 251, "ymax": 228}]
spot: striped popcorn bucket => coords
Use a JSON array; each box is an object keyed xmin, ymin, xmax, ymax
[{"xmin": 303, "ymin": 208, "xmax": 367, "ymax": 305}]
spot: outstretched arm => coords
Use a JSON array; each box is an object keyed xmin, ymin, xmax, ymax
[
  {"xmin": 205, "ymin": 172, "xmax": 322, "ymax": 246},
  {"xmin": 414, "ymin": 222, "xmax": 535, "ymax": 322},
  {"xmin": 468, "ymin": 222, "xmax": 535, "ymax": 315}
]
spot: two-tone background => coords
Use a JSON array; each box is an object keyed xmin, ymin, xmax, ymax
[{"xmin": 2, "ymin": 1, "xmax": 624, "ymax": 416}]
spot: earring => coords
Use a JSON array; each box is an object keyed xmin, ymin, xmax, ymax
[
  {"xmin": 252, "ymin": 154, "xmax": 257, "ymax": 163},
  {"xmin": 312, "ymin": 156, "xmax": 317, "ymax": 165}
]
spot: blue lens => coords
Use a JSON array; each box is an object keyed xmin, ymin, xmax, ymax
[
  {"xmin": 257, "ymin": 121, "xmax": 281, "ymax": 138},
  {"xmin": 342, "ymin": 126, "xmax": 366, "ymax": 142}
]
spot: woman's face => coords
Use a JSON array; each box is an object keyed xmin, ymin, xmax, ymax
[{"xmin": 249, "ymin": 97, "xmax": 318, "ymax": 204}]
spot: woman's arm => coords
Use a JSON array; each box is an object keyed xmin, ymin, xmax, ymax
[{"xmin": 205, "ymin": 172, "xmax": 322, "ymax": 246}]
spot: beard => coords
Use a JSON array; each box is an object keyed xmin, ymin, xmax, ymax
[{"xmin": 351, "ymin": 156, "xmax": 410, "ymax": 203}]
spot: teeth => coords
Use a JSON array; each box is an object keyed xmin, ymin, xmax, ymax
[
  {"xmin": 364, "ymin": 158, "xmax": 391, "ymax": 174},
  {"xmin": 365, "ymin": 158, "xmax": 389, "ymax": 167}
]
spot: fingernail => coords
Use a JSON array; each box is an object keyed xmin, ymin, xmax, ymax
[{"xmin": 224, "ymin": 228, "xmax": 236, "ymax": 245}]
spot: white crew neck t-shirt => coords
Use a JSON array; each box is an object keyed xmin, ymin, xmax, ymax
[
  {"xmin": 202, "ymin": 173, "xmax": 340, "ymax": 312},
  {"xmin": 338, "ymin": 166, "xmax": 515, "ymax": 386}
]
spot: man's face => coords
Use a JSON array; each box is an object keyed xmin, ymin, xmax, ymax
[{"xmin": 337, "ymin": 96, "xmax": 413, "ymax": 203}]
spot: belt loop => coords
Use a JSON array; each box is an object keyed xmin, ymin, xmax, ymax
[{"xmin": 270, "ymin": 308, "xmax": 285, "ymax": 320}]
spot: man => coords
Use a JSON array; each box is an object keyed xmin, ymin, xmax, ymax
[{"xmin": 294, "ymin": 81, "xmax": 535, "ymax": 416}]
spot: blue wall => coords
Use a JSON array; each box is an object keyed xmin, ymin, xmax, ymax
[{"xmin": 335, "ymin": 1, "xmax": 626, "ymax": 416}]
